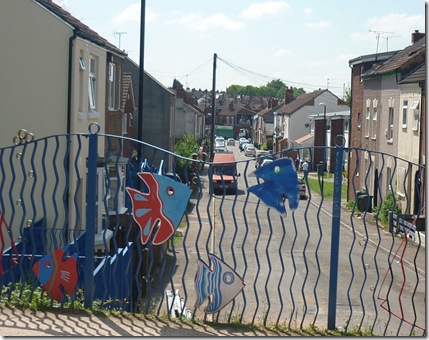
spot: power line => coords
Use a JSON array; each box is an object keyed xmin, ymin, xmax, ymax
[{"xmin": 217, "ymin": 56, "xmax": 345, "ymax": 91}]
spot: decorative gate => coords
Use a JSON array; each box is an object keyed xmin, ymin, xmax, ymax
[{"xmin": 0, "ymin": 125, "xmax": 425, "ymax": 336}]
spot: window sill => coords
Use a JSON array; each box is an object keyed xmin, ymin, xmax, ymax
[
  {"xmin": 88, "ymin": 109, "xmax": 100, "ymax": 119},
  {"xmin": 364, "ymin": 134, "xmax": 369, "ymax": 139},
  {"xmin": 78, "ymin": 111, "xmax": 87, "ymax": 120},
  {"xmin": 386, "ymin": 138, "xmax": 393, "ymax": 144},
  {"xmin": 371, "ymin": 136, "xmax": 376, "ymax": 141}
]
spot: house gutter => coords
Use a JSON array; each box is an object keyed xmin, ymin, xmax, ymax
[{"xmin": 67, "ymin": 29, "xmax": 79, "ymax": 134}]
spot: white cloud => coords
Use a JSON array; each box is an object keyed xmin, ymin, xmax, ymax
[
  {"xmin": 305, "ymin": 20, "xmax": 332, "ymax": 29},
  {"xmin": 273, "ymin": 49, "xmax": 291, "ymax": 57},
  {"xmin": 171, "ymin": 12, "xmax": 245, "ymax": 32},
  {"xmin": 336, "ymin": 54, "xmax": 355, "ymax": 63},
  {"xmin": 240, "ymin": 1, "xmax": 291, "ymax": 20},
  {"xmin": 302, "ymin": 7, "xmax": 312, "ymax": 16},
  {"xmin": 53, "ymin": 0, "xmax": 68, "ymax": 7},
  {"xmin": 366, "ymin": 13, "xmax": 424, "ymax": 38},
  {"xmin": 351, "ymin": 31, "xmax": 372, "ymax": 42},
  {"xmin": 112, "ymin": 4, "xmax": 157, "ymax": 24}
]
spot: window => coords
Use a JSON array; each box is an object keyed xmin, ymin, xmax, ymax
[
  {"xmin": 365, "ymin": 108, "xmax": 370, "ymax": 138},
  {"xmin": 108, "ymin": 62, "xmax": 116, "ymax": 110},
  {"xmin": 88, "ymin": 57, "xmax": 96, "ymax": 110},
  {"xmin": 387, "ymin": 107, "xmax": 394, "ymax": 140},
  {"xmin": 344, "ymin": 119, "xmax": 349, "ymax": 132},
  {"xmin": 372, "ymin": 108, "xmax": 377, "ymax": 139},
  {"xmin": 402, "ymin": 100, "xmax": 408, "ymax": 127},
  {"xmin": 412, "ymin": 101, "xmax": 420, "ymax": 131},
  {"xmin": 357, "ymin": 113, "xmax": 361, "ymax": 130},
  {"xmin": 397, "ymin": 166, "xmax": 406, "ymax": 196},
  {"xmin": 122, "ymin": 113, "xmax": 128, "ymax": 135},
  {"xmin": 79, "ymin": 57, "xmax": 86, "ymax": 70}
]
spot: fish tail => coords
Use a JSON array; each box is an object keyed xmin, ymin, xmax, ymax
[{"xmin": 194, "ymin": 263, "xmax": 211, "ymax": 307}]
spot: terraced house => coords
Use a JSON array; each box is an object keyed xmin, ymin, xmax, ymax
[{"xmin": 348, "ymin": 31, "xmax": 425, "ymax": 215}]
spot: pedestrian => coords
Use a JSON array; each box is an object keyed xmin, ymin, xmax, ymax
[
  {"xmin": 302, "ymin": 159, "xmax": 309, "ymax": 180},
  {"xmin": 294, "ymin": 158, "xmax": 300, "ymax": 172}
]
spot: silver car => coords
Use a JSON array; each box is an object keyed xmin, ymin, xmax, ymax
[{"xmin": 244, "ymin": 145, "xmax": 256, "ymax": 157}]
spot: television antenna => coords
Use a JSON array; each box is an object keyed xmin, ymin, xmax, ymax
[
  {"xmin": 114, "ymin": 30, "xmax": 127, "ymax": 49},
  {"xmin": 369, "ymin": 30, "xmax": 398, "ymax": 53}
]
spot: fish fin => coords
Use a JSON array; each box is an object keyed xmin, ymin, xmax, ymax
[{"xmin": 248, "ymin": 183, "xmax": 287, "ymax": 216}]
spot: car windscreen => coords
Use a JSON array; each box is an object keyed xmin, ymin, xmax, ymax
[{"xmin": 212, "ymin": 165, "xmax": 236, "ymax": 176}]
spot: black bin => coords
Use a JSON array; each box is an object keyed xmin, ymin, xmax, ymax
[{"xmin": 357, "ymin": 192, "xmax": 373, "ymax": 212}]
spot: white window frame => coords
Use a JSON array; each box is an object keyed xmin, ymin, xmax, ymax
[
  {"xmin": 122, "ymin": 113, "xmax": 128, "ymax": 135},
  {"xmin": 108, "ymin": 62, "xmax": 116, "ymax": 110},
  {"xmin": 372, "ymin": 108, "xmax": 377, "ymax": 139},
  {"xmin": 402, "ymin": 100, "xmax": 408, "ymax": 128},
  {"xmin": 357, "ymin": 113, "xmax": 361, "ymax": 130},
  {"xmin": 88, "ymin": 57, "xmax": 96, "ymax": 110},
  {"xmin": 365, "ymin": 108, "xmax": 370, "ymax": 138},
  {"xmin": 79, "ymin": 57, "xmax": 86, "ymax": 70},
  {"xmin": 411, "ymin": 101, "xmax": 420, "ymax": 131},
  {"xmin": 387, "ymin": 107, "xmax": 394, "ymax": 141}
]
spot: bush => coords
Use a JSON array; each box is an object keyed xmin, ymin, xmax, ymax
[{"xmin": 379, "ymin": 191, "xmax": 401, "ymax": 224}]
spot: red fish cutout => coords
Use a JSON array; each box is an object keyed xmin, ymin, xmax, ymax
[
  {"xmin": 32, "ymin": 246, "xmax": 78, "ymax": 303},
  {"xmin": 126, "ymin": 172, "xmax": 191, "ymax": 245}
]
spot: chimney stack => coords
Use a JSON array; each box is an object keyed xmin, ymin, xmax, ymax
[
  {"xmin": 284, "ymin": 87, "xmax": 294, "ymax": 104},
  {"xmin": 412, "ymin": 30, "xmax": 425, "ymax": 44}
]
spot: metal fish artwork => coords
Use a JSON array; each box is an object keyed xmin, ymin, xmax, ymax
[
  {"xmin": 32, "ymin": 246, "xmax": 78, "ymax": 303},
  {"xmin": 248, "ymin": 157, "xmax": 299, "ymax": 217},
  {"xmin": 194, "ymin": 253, "xmax": 245, "ymax": 314},
  {"xmin": 126, "ymin": 172, "xmax": 192, "ymax": 245}
]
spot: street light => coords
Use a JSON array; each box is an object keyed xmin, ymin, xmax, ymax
[
  {"xmin": 318, "ymin": 103, "xmax": 327, "ymax": 191},
  {"xmin": 273, "ymin": 111, "xmax": 278, "ymax": 153}
]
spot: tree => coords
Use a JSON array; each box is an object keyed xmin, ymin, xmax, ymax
[
  {"xmin": 344, "ymin": 87, "xmax": 351, "ymax": 106},
  {"xmin": 174, "ymin": 134, "xmax": 200, "ymax": 180}
]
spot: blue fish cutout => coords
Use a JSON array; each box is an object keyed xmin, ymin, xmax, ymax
[
  {"xmin": 194, "ymin": 253, "xmax": 245, "ymax": 314},
  {"xmin": 248, "ymin": 157, "xmax": 299, "ymax": 217},
  {"xmin": 32, "ymin": 246, "xmax": 78, "ymax": 303},
  {"xmin": 127, "ymin": 172, "xmax": 191, "ymax": 245}
]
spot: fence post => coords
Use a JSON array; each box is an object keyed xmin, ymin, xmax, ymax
[
  {"xmin": 327, "ymin": 138, "xmax": 345, "ymax": 330},
  {"xmin": 84, "ymin": 123, "xmax": 98, "ymax": 308}
]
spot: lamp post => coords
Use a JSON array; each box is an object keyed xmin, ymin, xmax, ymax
[
  {"xmin": 209, "ymin": 53, "xmax": 217, "ymax": 162},
  {"xmin": 273, "ymin": 111, "xmax": 278, "ymax": 153},
  {"xmin": 319, "ymin": 103, "xmax": 327, "ymax": 191}
]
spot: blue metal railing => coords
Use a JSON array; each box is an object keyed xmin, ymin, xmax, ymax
[{"xmin": 0, "ymin": 128, "xmax": 425, "ymax": 335}]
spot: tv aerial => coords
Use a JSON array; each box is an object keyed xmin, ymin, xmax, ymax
[{"xmin": 369, "ymin": 30, "xmax": 399, "ymax": 53}]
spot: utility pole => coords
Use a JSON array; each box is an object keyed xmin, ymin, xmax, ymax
[{"xmin": 209, "ymin": 53, "xmax": 217, "ymax": 162}]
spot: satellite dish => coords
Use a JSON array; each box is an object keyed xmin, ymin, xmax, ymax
[
  {"xmin": 304, "ymin": 123, "xmax": 310, "ymax": 128},
  {"xmin": 275, "ymin": 126, "xmax": 282, "ymax": 134},
  {"xmin": 326, "ymin": 125, "xmax": 331, "ymax": 131}
]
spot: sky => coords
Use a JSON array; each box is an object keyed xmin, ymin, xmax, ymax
[{"xmin": 53, "ymin": 0, "xmax": 425, "ymax": 98}]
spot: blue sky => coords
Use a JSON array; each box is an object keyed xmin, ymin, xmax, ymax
[{"xmin": 54, "ymin": 0, "xmax": 425, "ymax": 98}]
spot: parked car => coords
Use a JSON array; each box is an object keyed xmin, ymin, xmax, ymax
[
  {"xmin": 216, "ymin": 139, "xmax": 226, "ymax": 147},
  {"xmin": 260, "ymin": 158, "xmax": 273, "ymax": 167},
  {"xmin": 227, "ymin": 138, "xmax": 235, "ymax": 146},
  {"xmin": 214, "ymin": 146, "xmax": 229, "ymax": 154},
  {"xmin": 255, "ymin": 154, "xmax": 274, "ymax": 168},
  {"xmin": 240, "ymin": 142, "xmax": 251, "ymax": 151},
  {"xmin": 298, "ymin": 176, "xmax": 306, "ymax": 198},
  {"xmin": 212, "ymin": 153, "xmax": 240, "ymax": 194},
  {"xmin": 244, "ymin": 145, "xmax": 256, "ymax": 157}
]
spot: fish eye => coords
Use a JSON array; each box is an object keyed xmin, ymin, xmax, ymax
[
  {"xmin": 274, "ymin": 165, "xmax": 280, "ymax": 173},
  {"xmin": 223, "ymin": 272, "xmax": 235, "ymax": 284},
  {"xmin": 166, "ymin": 186, "xmax": 175, "ymax": 196},
  {"xmin": 44, "ymin": 259, "xmax": 51, "ymax": 269}
]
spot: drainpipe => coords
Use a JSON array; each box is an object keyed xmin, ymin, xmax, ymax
[{"xmin": 67, "ymin": 29, "xmax": 78, "ymax": 134}]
